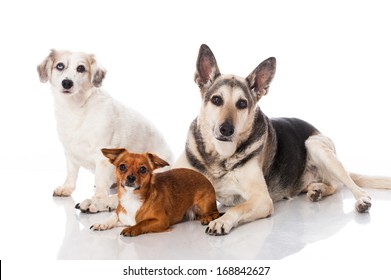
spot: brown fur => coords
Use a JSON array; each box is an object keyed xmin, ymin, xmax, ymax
[{"xmin": 101, "ymin": 148, "xmax": 220, "ymax": 236}]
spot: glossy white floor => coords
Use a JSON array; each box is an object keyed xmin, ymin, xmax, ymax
[
  {"xmin": 1, "ymin": 165, "xmax": 391, "ymax": 261},
  {"xmin": 55, "ymin": 186, "xmax": 391, "ymax": 260}
]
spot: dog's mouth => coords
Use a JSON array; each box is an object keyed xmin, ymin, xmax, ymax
[
  {"xmin": 61, "ymin": 88, "xmax": 74, "ymax": 95},
  {"xmin": 122, "ymin": 183, "xmax": 140, "ymax": 191},
  {"xmin": 216, "ymin": 136, "xmax": 233, "ymax": 142},
  {"xmin": 214, "ymin": 130, "xmax": 234, "ymax": 143}
]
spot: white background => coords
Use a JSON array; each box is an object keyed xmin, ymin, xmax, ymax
[
  {"xmin": 1, "ymin": 0, "xmax": 390, "ymax": 174},
  {"xmin": 1, "ymin": 0, "xmax": 391, "ymax": 278}
]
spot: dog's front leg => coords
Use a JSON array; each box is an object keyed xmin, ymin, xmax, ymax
[
  {"xmin": 90, "ymin": 212, "xmax": 119, "ymax": 231},
  {"xmin": 77, "ymin": 158, "xmax": 118, "ymax": 213},
  {"xmin": 206, "ymin": 195, "xmax": 273, "ymax": 235},
  {"xmin": 206, "ymin": 161, "xmax": 273, "ymax": 235},
  {"xmin": 121, "ymin": 219, "xmax": 170, "ymax": 237},
  {"xmin": 53, "ymin": 156, "xmax": 80, "ymax": 196}
]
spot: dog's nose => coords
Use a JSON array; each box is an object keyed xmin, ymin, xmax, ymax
[
  {"xmin": 219, "ymin": 122, "xmax": 235, "ymax": 137},
  {"xmin": 62, "ymin": 79, "xmax": 73, "ymax": 90},
  {"xmin": 127, "ymin": 175, "xmax": 136, "ymax": 184}
]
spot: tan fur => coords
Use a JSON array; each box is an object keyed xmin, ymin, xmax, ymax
[
  {"xmin": 350, "ymin": 173, "xmax": 391, "ymax": 189},
  {"xmin": 91, "ymin": 149, "xmax": 220, "ymax": 236}
]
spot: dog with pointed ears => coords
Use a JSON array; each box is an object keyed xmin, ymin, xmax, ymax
[
  {"xmin": 38, "ymin": 50, "xmax": 173, "ymax": 213},
  {"xmin": 90, "ymin": 149, "xmax": 220, "ymax": 236},
  {"xmin": 174, "ymin": 44, "xmax": 391, "ymax": 235}
]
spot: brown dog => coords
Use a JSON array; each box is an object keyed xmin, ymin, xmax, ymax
[{"xmin": 90, "ymin": 148, "xmax": 220, "ymax": 236}]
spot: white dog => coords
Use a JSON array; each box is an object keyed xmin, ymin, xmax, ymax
[{"xmin": 37, "ymin": 50, "xmax": 174, "ymax": 213}]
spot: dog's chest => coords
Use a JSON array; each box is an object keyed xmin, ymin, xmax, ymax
[
  {"xmin": 212, "ymin": 172, "xmax": 245, "ymax": 205},
  {"xmin": 55, "ymin": 104, "xmax": 109, "ymax": 167},
  {"xmin": 118, "ymin": 191, "xmax": 143, "ymax": 226},
  {"xmin": 60, "ymin": 123, "xmax": 97, "ymax": 167}
]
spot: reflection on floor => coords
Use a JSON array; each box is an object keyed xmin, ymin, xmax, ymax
[
  {"xmin": 55, "ymin": 187, "xmax": 391, "ymax": 260},
  {"xmin": 1, "ymin": 168, "xmax": 390, "ymax": 261}
]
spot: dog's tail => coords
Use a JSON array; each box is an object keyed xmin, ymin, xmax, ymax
[{"xmin": 350, "ymin": 173, "xmax": 391, "ymax": 189}]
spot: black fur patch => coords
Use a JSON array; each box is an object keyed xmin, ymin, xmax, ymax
[{"xmin": 264, "ymin": 118, "xmax": 319, "ymax": 197}]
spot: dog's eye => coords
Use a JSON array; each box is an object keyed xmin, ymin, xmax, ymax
[
  {"xmin": 56, "ymin": 63, "xmax": 65, "ymax": 71},
  {"xmin": 139, "ymin": 166, "xmax": 147, "ymax": 174},
  {"xmin": 119, "ymin": 164, "xmax": 127, "ymax": 172},
  {"xmin": 211, "ymin": 96, "xmax": 223, "ymax": 106},
  {"xmin": 236, "ymin": 99, "xmax": 248, "ymax": 109},
  {"xmin": 77, "ymin": 65, "xmax": 86, "ymax": 73}
]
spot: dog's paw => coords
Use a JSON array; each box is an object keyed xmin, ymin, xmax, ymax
[
  {"xmin": 200, "ymin": 217, "xmax": 213, "ymax": 226},
  {"xmin": 90, "ymin": 223, "xmax": 114, "ymax": 231},
  {"xmin": 121, "ymin": 227, "xmax": 141, "ymax": 237},
  {"xmin": 307, "ymin": 188, "xmax": 322, "ymax": 202},
  {"xmin": 53, "ymin": 185, "xmax": 74, "ymax": 197},
  {"xmin": 355, "ymin": 197, "xmax": 372, "ymax": 213},
  {"xmin": 205, "ymin": 216, "xmax": 233, "ymax": 236},
  {"xmin": 76, "ymin": 196, "xmax": 118, "ymax": 213},
  {"xmin": 199, "ymin": 212, "xmax": 221, "ymax": 225}
]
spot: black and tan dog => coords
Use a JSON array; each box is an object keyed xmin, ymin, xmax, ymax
[{"xmin": 174, "ymin": 44, "xmax": 391, "ymax": 235}]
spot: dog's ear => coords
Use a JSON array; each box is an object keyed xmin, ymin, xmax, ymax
[
  {"xmin": 37, "ymin": 49, "xmax": 56, "ymax": 83},
  {"xmin": 146, "ymin": 153, "xmax": 170, "ymax": 170},
  {"xmin": 246, "ymin": 57, "xmax": 276, "ymax": 101},
  {"xmin": 194, "ymin": 44, "xmax": 221, "ymax": 94},
  {"xmin": 101, "ymin": 148, "xmax": 127, "ymax": 164},
  {"xmin": 89, "ymin": 54, "xmax": 106, "ymax": 88}
]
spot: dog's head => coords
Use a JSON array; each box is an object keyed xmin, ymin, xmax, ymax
[
  {"xmin": 101, "ymin": 148, "xmax": 170, "ymax": 193},
  {"xmin": 194, "ymin": 44, "xmax": 276, "ymax": 156},
  {"xmin": 37, "ymin": 50, "xmax": 106, "ymax": 96}
]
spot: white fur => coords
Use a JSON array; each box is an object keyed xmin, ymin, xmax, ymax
[
  {"xmin": 90, "ymin": 212, "xmax": 119, "ymax": 231},
  {"xmin": 90, "ymin": 187, "xmax": 143, "ymax": 231},
  {"xmin": 38, "ymin": 50, "xmax": 173, "ymax": 212},
  {"xmin": 118, "ymin": 188, "xmax": 143, "ymax": 226}
]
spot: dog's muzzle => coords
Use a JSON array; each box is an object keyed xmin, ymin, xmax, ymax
[
  {"xmin": 127, "ymin": 175, "xmax": 136, "ymax": 184},
  {"xmin": 122, "ymin": 175, "xmax": 140, "ymax": 190},
  {"xmin": 62, "ymin": 79, "xmax": 73, "ymax": 91},
  {"xmin": 216, "ymin": 122, "xmax": 235, "ymax": 142}
]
